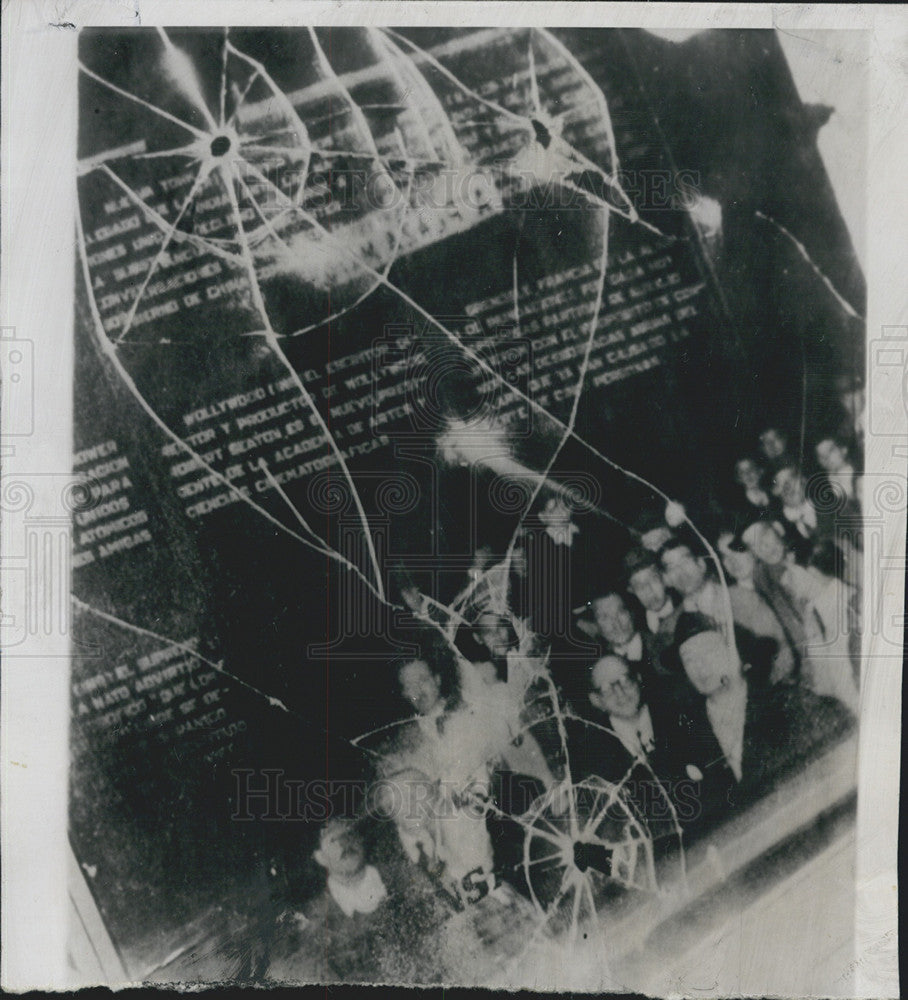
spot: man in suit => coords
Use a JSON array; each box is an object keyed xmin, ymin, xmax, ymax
[
  {"xmin": 673, "ymin": 612, "xmax": 854, "ymax": 812},
  {"xmin": 568, "ymin": 653, "xmax": 726, "ymax": 841},
  {"xmin": 264, "ymin": 816, "xmax": 452, "ymax": 983},
  {"xmin": 770, "ymin": 462, "xmax": 838, "ymax": 561},
  {"xmin": 579, "ymin": 589, "xmax": 663, "ymax": 686},
  {"xmin": 815, "ymin": 433, "xmax": 858, "ymax": 504},
  {"xmin": 588, "ymin": 654, "xmax": 659, "ymax": 759},
  {"xmin": 659, "ymin": 536, "xmax": 789, "ymax": 683},
  {"xmin": 623, "ymin": 547, "xmax": 680, "ymax": 669},
  {"xmin": 658, "ymin": 538, "xmax": 718, "ymax": 616}
]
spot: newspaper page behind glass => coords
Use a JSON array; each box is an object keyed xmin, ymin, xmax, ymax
[{"xmin": 1, "ymin": 5, "xmax": 903, "ymax": 996}]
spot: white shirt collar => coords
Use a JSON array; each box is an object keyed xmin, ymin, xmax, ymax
[
  {"xmin": 613, "ymin": 631, "xmax": 643, "ymax": 661},
  {"xmin": 645, "ymin": 599, "xmax": 674, "ymax": 633},
  {"xmin": 610, "ymin": 705, "xmax": 655, "ymax": 758},
  {"xmin": 782, "ymin": 500, "xmax": 817, "ymax": 534}
]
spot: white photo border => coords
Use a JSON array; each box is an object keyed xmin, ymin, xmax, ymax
[{"xmin": 1, "ymin": 2, "xmax": 904, "ymax": 994}]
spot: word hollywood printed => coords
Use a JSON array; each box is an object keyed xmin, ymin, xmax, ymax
[{"xmin": 0, "ymin": 12, "xmax": 901, "ymax": 998}]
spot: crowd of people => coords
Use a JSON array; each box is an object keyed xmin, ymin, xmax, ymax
[{"xmin": 263, "ymin": 417, "xmax": 863, "ymax": 982}]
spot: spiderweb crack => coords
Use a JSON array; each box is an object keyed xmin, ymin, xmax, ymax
[{"xmin": 75, "ymin": 29, "xmax": 706, "ymax": 969}]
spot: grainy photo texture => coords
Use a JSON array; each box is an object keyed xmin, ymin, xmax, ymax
[{"xmin": 54, "ymin": 20, "xmax": 880, "ymax": 993}]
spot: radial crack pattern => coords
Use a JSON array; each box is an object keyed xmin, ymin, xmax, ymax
[{"xmin": 73, "ymin": 29, "xmax": 709, "ymax": 974}]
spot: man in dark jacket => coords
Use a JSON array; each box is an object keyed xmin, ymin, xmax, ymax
[
  {"xmin": 623, "ymin": 547, "xmax": 681, "ymax": 670},
  {"xmin": 770, "ymin": 462, "xmax": 837, "ymax": 561},
  {"xmin": 566, "ymin": 653, "xmax": 723, "ymax": 841},
  {"xmin": 673, "ymin": 612, "xmax": 854, "ymax": 813},
  {"xmin": 579, "ymin": 589, "xmax": 665, "ymax": 685},
  {"xmin": 264, "ymin": 817, "xmax": 453, "ymax": 983}
]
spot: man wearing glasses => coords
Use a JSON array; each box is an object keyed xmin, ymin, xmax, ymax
[
  {"xmin": 580, "ymin": 653, "xmax": 719, "ymax": 838},
  {"xmin": 588, "ymin": 655, "xmax": 658, "ymax": 759}
]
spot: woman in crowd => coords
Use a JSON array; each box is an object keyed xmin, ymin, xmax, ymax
[
  {"xmin": 740, "ymin": 519, "xmax": 809, "ymax": 662},
  {"xmin": 716, "ymin": 529, "xmax": 798, "ymax": 684},
  {"xmin": 729, "ymin": 455, "xmax": 773, "ymax": 529}
]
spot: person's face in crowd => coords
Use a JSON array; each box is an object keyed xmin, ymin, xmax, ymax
[
  {"xmin": 679, "ymin": 630, "xmax": 741, "ymax": 697},
  {"xmin": 717, "ymin": 532, "xmax": 755, "ymax": 584},
  {"xmin": 759, "ymin": 428, "xmax": 787, "ymax": 461},
  {"xmin": 840, "ymin": 385, "xmax": 866, "ymax": 421},
  {"xmin": 475, "ymin": 613, "xmax": 512, "ymax": 658},
  {"xmin": 592, "ymin": 594, "xmax": 637, "ymax": 647},
  {"xmin": 589, "ymin": 656, "xmax": 642, "ymax": 720},
  {"xmin": 660, "ymin": 545, "xmax": 707, "ymax": 597},
  {"xmin": 314, "ymin": 821, "xmax": 366, "ymax": 880},
  {"xmin": 747, "ymin": 523, "xmax": 787, "ymax": 566},
  {"xmin": 640, "ymin": 525, "xmax": 673, "ymax": 552},
  {"xmin": 735, "ymin": 458, "xmax": 764, "ymax": 491},
  {"xmin": 772, "ymin": 466, "xmax": 807, "ymax": 507},
  {"xmin": 815, "ymin": 439, "xmax": 849, "ymax": 473},
  {"xmin": 628, "ymin": 565, "xmax": 668, "ymax": 613},
  {"xmin": 399, "ymin": 659, "xmax": 442, "ymax": 716}
]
